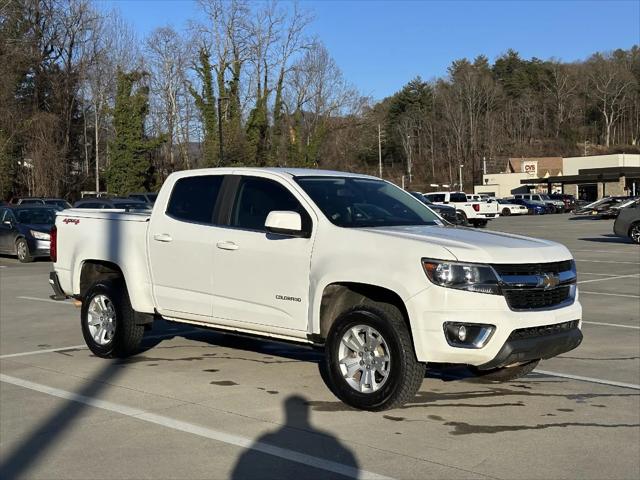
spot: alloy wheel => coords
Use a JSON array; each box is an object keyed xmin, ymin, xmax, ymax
[{"xmin": 338, "ymin": 325, "xmax": 391, "ymax": 393}]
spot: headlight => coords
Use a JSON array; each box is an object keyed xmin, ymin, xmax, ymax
[
  {"xmin": 422, "ymin": 259, "xmax": 501, "ymax": 295},
  {"xmin": 30, "ymin": 230, "xmax": 50, "ymax": 241}
]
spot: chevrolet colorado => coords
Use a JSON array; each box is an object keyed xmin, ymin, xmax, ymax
[{"xmin": 49, "ymin": 168, "xmax": 583, "ymax": 411}]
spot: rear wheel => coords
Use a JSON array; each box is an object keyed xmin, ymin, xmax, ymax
[
  {"xmin": 324, "ymin": 302, "xmax": 425, "ymax": 411},
  {"xmin": 16, "ymin": 238, "xmax": 33, "ymax": 263},
  {"xmin": 501, "ymin": 208, "xmax": 511, "ymax": 216},
  {"xmin": 81, "ymin": 279, "xmax": 144, "ymax": 358},
  {"xmin": 629, "ymin": 222, "xmax": 640, "ymax": 244},
  {"xmin": 470, "ymin": 360, "xmax": 539, "ymax": 383},
  {"xmin": 471, "ymin": 219, "xmax": 488, "ymax": 228}
]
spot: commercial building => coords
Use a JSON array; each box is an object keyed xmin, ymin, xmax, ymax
[{"xmin": 474, "ymin": 154, "xmax": 640, "ymax": 201}]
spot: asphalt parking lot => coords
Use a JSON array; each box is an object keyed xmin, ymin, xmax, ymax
[{"xmin": 1, "ymin": 214, "xmax": 639, "ymax": 480}]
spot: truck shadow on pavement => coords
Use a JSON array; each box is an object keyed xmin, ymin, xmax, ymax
[{"xmin": 0, "ymin": 361, "xmax": 125, "ymax": 480}]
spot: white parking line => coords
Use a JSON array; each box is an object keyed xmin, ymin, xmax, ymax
[
  {"xmin": 0, "ymin": 374, "xmax": 392, "ymax": 480},
  {"xmin": 578, "ymin": 274, "xmax": 640, "ymax": 284},
  {"xmin": 575, "ymin": 259, "xmax": 640, "ymax": 265},
  {"xmin": 580, "ymin": 291, "xmax": 640, "ymax": 299},
  {"xmin": 17, "ymin": 296, "xmax": 74, "ymax": 305},
  {"xmin": 536, "ymin": 370, "xmax": 640, "ymax": 390},
  {"xmin": 579, "ymin": 272, "xmax": 633, "ymax": 277},
  {"xmin": 582, "ymin": 321, "xmax": 640, "ymax": 330},
  {"xmin": 0, "ymin": 330, "xmax": 199, "ymax": 359},
  {"xmin": 573, "ymin": 249, "xmax": 636, "ymax": 254}
]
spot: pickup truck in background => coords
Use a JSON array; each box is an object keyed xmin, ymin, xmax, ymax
[
  {"xmin": 49, "ymin": 168, "xmax": 583, "ymax": 411},
  {"xmin": 424, "ymin": 191, "xmax": 499, "ymax": 227}
]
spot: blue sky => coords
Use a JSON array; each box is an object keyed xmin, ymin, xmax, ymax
[{"xmin": 98, "ymin": 0, "xmax": 640, "ymax": 99}]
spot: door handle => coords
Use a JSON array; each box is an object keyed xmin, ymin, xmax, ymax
[
  {"xmin": 216, "ymin": 241, "xmax": 238, "ymax": 251},
  {"xmin": 153, "ymin": 233, "xmax": 173, "ymax": 243}
]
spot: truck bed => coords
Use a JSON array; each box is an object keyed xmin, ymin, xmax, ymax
[{"xmin": 54, "ymin": 209, "xmax": 155, "ymax": 313}]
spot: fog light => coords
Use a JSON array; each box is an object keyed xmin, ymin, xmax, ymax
[
  {"xmin": 444, "ymin": 322, "xmax": 495, "ymax": 348},
  {"xmin": 457, "ymin": 325, "xmax": 467, "ymax": 342}
]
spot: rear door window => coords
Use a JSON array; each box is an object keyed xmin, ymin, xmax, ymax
[
  {"xmin": 449, "ymin": 193, "xmax": 468, "ymax": 202},
  {"xmin": 426, "ymin": 194, "xmax": 445, "ymax": 202},
  {"xmin": 166, "ymin": 175, "xmax": 224, "ymax": 224}
]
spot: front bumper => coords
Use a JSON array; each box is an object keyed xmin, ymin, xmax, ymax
[
  {"xmin": 28, "ymin": 238, "xmax": 50, "ymax": 257},
  {"xmin": 477, "ymin": 321, "xmax": 582, "ymax": 370},
  {"xmin": 405, "ymin": 286, "xmax": 582, "ymax": 365}
]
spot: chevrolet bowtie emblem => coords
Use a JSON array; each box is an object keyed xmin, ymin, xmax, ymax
[{"xmin": 538, "ymin": 273, "xmax": 560, "ymax": 290}]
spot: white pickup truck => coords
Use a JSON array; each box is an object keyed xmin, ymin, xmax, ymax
[
  {"xmin": 424, "ymin": 191, "xmax": 499, "ymax": 227},
  {"xmin": 49, "ymin": 168, "xmax": 582, "ymax": 411}
]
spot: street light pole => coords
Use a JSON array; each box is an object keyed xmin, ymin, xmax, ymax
[{"xmin": 459, "ymin": 164, "xmax": 464, "ymax": 192}]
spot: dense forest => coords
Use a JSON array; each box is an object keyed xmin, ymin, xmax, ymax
[{"xmin": 1, "ymin": 0, "xmax": 639, "ymax": 200}]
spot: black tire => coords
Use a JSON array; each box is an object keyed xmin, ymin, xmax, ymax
[
  {"xmin": 16, "ymin": 238, "xmax": 33, "ymax": 263},
  {"xmin": 471, "ymin": 219, "xmax": 488, "ymax": 228},
  {"xmin": 81, "ymin": 279, "xmax": 144, "ymax": 358},
  {"xmin": 469, "ymin": 359, "xmax": 539, "ymax": 383},
  {"xmin": 629, "ymin": 222, "xmax": 640, "ymax": 245},
  {"xmin": 501, "ymin": 208, "xmax": 511, "ymax": 216},
  {"xmin": 324, "ymin": 301, "xmax": 425, "ymax": 411},
  {"xmin": 456, "ymin": 210, "xmax": 468, "ymax": 226}
]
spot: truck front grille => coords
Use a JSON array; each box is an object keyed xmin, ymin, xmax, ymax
[
  {"xmin": 492, "ymin": 260, "xmax": 576, "ymax": 311},
  {"xmin": 492, "ymin": 260, "xmax": 574, "ymax": 276},
  {"xmin": 503, "ymin": 286, "xmax": 572, "ymax": 310}
]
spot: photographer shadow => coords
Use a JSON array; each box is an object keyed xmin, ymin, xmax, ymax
[{"xmin": 231, "ymin": 395, "xmax": 359, "ymax": 480}]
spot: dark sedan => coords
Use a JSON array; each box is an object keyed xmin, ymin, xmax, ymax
[
  {"xmin": 410, "ymin": 192, "xmax": 461, "ymax": 224},
  {"xmin": 613, "ymin": 201, "xmax": 640, "ymax": 244},
  {"xmin": 0, "ymin": 206, "xmax": 56, "ymax": 262}
]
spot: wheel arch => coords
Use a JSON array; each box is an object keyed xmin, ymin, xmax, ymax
[
  {"xmin": 79, "ymin": 260, "xmax": 124, "ymax": 299},
  {"xmin": 317, "ymin": 282, "xmax": 411, "ymax": 341}
]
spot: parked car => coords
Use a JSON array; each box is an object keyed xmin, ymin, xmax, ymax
[
  {"xmin": 425, "ymin": 191, "xmax": 499, "ymax": 227},
  {"xmin": 44, "ymin": 198, "xmax": 72, "ymax": 210},
  {"xmin": 613, "ymin": 200, "xmax": 640, "ymax": 244},
  {"xmin": 496, "ymin": 199, "xmax": 528, "ymax": 216},
  {"xmin": 410, "ymin": 192, "xmax": 460, "ymax": 224},
  {"xmin": 548, "ymin": 194, "xmax": 576, "ymax": 213},
  {"xmin": 599, "ymin": 197, "xmax": 639, "ymax": 219},
  {"xmin": 10, "ymin": 197, "xmax": 71, "ymax": 210},
  {"xmin": 509, "ymin": 198, "xmax": 548, "ymax": 215},
  {"xmin": 574, "ymin": 196, "xmax": 628, "ymax": 217},
  {"xmin": 50, "ymin": 167, "xmax": 582, "ymax": 411},
  {"xmin": 129, "ymin": 192, "xmax": 158, "ymax": 204},
  {"xmin": 0, "ymin": 205, "xmax": 56, "ymax": 262},
  {"xmin": 514, "ymin": 193, "xmax": 560, "ymax": 213},
  {"xmin": 74, "ymin": 198, "xmax": 151, "ymax": 210}
]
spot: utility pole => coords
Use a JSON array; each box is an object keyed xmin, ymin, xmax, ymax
[
  {"xmin": 459, "ymin": 164, "xmax": 464, "ymax": 192},
  {"xmin": 378, "ymin": 124, "xmax": 382, "ymax": 178},
  {"xmin": 483, "ymin": 156, "xmax": 487, "ymax": 175},
  {"xmin": 407, "ymin": 134, "xmax": 412, "ymax": 186},
  {"xmin": 217, "ymin": 96, "xmax": 227, "ymax": 166},
  {"xmin": 95, "ymin": 155, "xmax": 99, "ymax": 194}
]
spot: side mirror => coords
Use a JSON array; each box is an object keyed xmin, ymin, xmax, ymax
[
  {"xmin": 2, "ymin": 220, "xmax": 12, "ymax": 227},
  {"xmin": 265, "ymin": 211, "xmax": 305, "ymax": 237}
]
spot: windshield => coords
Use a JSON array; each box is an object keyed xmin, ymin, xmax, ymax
[
  {"xmin": 16, "ymin": 208, "xmax": 56, "ymax": 225},
  {"xmin": 295, "ymin": 177, "xmax": 440, "ymax": 228}
]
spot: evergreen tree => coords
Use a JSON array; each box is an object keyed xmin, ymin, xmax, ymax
[
  {"xmin": 106, "ymin": 71, "xmax": 164, "ymax": 195},
  {"xmin": 189, "ymin": 48, "xmax": 218, "ymax": 167}
]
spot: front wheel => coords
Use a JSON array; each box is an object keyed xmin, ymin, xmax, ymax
[
  {"xmin": 629, "ymin": 222, "xmax": 640, "ymax": 244},
  {"xmin": 324, "ymin": 303, "xmax": 425, "ymax": 411},
  {"xmin": 501, "ymin": 208, "xmax": 511, "ymax": 216},
  {"xmin": 455, "ymin": 210, "xmax": 468, "ymax": 226},
  {"xmin": 16, "ymin": 238, "xmax": 33, "ymax": 263},
  {"xmin": 81, "ymin": 279, "xmax": 144, "ymax": 358},
  {"xmin": 469, "ymin": 360, "xmax": 539, "ymax": 383}
]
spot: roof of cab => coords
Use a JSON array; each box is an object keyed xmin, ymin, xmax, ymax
[{"xmin": 169, "ymin": 167, "xmax": 379, "ymax": 180}]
